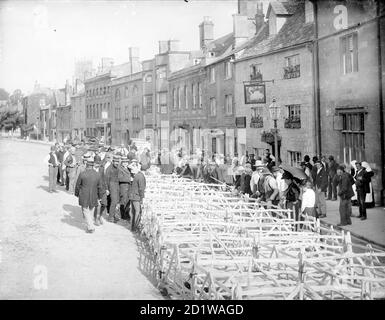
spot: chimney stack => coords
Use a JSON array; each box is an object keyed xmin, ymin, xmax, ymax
[
  {"xmin": 129, "ymin": 47, "xmax": 141, "ymax": 74},
  {"xmin": 168, "ymin": 39, "xmax": 180, "ymax": 52},
  {"xmin": 159, "ymin": 41, "xmax": 168, "ymax": 54},
  {"xmin": 255, "ymin": 2, "xmax": 264, "ymax": 32},
  {"xmin": 233, "ymin": 14, "xmax": 249, "ymax": 47},
  {"xmin": 199, "ymin": 16, "xmax": 214, "ymax": 51},
  {"xmin": 238, "ymin": 0, "xmax": 260, "ymax": 19}
]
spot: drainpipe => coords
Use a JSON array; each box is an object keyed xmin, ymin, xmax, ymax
[
  {"xmin": 377, "ymin": 0, "xmax": 385, "ymax": 206},
  {"xmin": 313, "ymin": 1, "xmax": 321, "ymax": 157}
]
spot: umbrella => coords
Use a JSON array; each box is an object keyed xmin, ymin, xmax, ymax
[{"xmin": 280, "ymin": 164, "xmax": 308, "ymax": 180}]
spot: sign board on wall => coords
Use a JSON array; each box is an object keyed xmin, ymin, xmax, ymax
[{"xmin": 244, "ymin": 84, "xmax": 266, "ymax": 104}]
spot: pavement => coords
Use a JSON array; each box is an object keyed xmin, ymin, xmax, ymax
[
  {"xmin": 321, "ymin": 199, "xmax": 385, "ymax": 248},
  {"xmin": 0, "ymin": 138, "xmax": 163, "ymax": 299}
]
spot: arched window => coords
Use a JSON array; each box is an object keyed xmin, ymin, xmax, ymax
[
  {"xmin": 144, "ymin": 73, "xmax": 153, "ymax": 83},
  {"xmin": 125, "ymin": 86, "xmax": 129, "ymax": 98},
  {"xmin": 133, "ymin": 85, "xmax": 138, "ymax": 96},
  {"xmin": 115, "ymin": 88, "xmax": 121, "ymax": 101}
]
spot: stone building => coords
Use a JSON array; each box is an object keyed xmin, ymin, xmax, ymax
[
  {"xmin": 234, "ymin": 0, "xmax": 315, "ymax": 164},
  {"xmin": 22, "ymin": 83, "xmax": 55, "ymax": 140},
  {"xmin": 71, "ymin": 79, "xmax": 86, "ymax": 142},
  {"xmin": 166, "ymin": 1, "xmax": 265, "ymax": 159},
  {"xmin": 313, "ymin": 0, "xmax": 385, "ymax": 204},
  {"xmin": 168, "ymin": 61, "xmax": 207, "ymax": 155},
  {"xmin": 110, "ymin": 71, "xmax": 143, "ymax": 145},
  {"xmin": 110, "ymin": 48, "xmax": 143, "ymax": 145},
  {"xmin": 84, "ymin": 73, "xmax": 113, "ymax": 141},
  {"xmin": 141, "ymin": 40, "xmax": 191, "ymax": 151},
  {"xmin": 84, "ymin": 54, "xmax": 140, "ymax": 144}
]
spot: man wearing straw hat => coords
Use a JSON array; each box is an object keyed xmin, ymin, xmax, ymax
[{"xmin": 75, "ymin": 158, "xmax": 105, "ymax": 233}]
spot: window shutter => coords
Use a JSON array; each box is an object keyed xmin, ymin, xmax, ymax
[
  {"xmin": 340, "ymin": 35, "xmax": 347, "ymax": 74},
  {"xmin": 353, "ymin": 32, "xmax": 358, "ymax": 72}
]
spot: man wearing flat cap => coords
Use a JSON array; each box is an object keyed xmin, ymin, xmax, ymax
[
  {"xmin": 105, "ymin": 154, "xmax": 121, "ymax": 223},
  {"xmin": 75, "ymin": 159, "xmax": 105, "ymax": 233}
]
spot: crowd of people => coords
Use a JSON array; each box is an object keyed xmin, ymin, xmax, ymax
[
  {"xmin": 44, "ymin": 141, "xmax": 148, "ymax": 233},
  {"xmin": 173, "ymin": 149, "xmax": 375, "ymax": 227},
  {"xmin": 45, "ymin": 141, "xmax": 376, "ymax": 232}
]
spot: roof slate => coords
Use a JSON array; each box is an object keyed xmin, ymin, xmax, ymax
[
  {"xmin": 207, "ymin": 32, "xmax": 234, "ymax": 56},
  {"xmin": 241, "ymin": 2, "xmax": 314, "ymax": 59}
]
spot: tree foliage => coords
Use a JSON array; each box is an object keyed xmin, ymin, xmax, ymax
[
  {"xmin": 0, "ymin": 88, "xmax": 10, "ymax": 101},
  {"xmin": 0, "ymin": 110, "xmax": 24, "ymax": 130}
]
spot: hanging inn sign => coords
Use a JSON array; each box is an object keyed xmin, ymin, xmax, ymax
[{"xmin": 244, "ymin": 83, "xmax": 266, "ymax": 104}]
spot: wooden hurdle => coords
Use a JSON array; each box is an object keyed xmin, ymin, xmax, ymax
[{"xmin": 138, "ymin": 173, "xmax": 385, "ymax": 300}]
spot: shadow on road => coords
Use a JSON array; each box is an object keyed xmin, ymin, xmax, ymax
[
  {"xmin": 61, "ymin": 204, "xmax": 84, "ymax": 231},
  {"xmin": 37, "ymin": 185, "xmax": 60, "ymax": 193},
  {"xmin": 42, "ymin": 175, "xmax": 49, "ymax": 181}
]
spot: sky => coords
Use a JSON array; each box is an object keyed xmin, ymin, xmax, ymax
[{"xmin": 0, "ymin": 0, "xmax": 247, "ymax": 95}]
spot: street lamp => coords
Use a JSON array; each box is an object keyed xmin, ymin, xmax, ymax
[{"xmin": 268, "ymin": 98, "xmax": 281, "ymax": 163}]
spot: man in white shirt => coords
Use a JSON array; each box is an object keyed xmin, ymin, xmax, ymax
[
  {"xmin": 272, "ymin": 166, "xmax": 288, "ymax": 207},
  {"xmin": 118, "ymin": 143, "xmax": 129, "ymax": 157},
  {"xmin": 44, "ymin": 145, "xmax": 59, "ymax": 193},
  {"xmin": 301, "ymin": 181, "xmax": 316, "ymax": 217}
]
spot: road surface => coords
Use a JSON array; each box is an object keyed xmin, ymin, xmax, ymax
[{"xmin": 0, "ymin": 139, "xmax": 163, "ymax": 299}]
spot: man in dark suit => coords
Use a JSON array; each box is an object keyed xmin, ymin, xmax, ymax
[
  {"xmin": 44, "ymin": 145, "xmax": 59, "ymax": 193},
  {"xmin": 75, "ymin": 159, "xmax": 105, "ymax": 233},
  {"xmin": 56, "ymin": 144, "xmax": 64, "ymax": 185},
  {"xmin": 314, "ymin": 160, "xmax": 328, "ymax": 218},
  {"xmin": 105, "ymin": 154, "xmax": 121, "ymax": 223},
  {"xmin": 118, "ymin": 158, "xmax": 132, "ymax": 221},
  {"xmin": 354, "ymin": 162, "xmax": 371, "ymax": 220},
  {"xmin": 327, "ymin": 155, "xmax": 339, "ymax": 201},
  {"xmin": 336, "ymin": 165, "xmax": 354, "ymax": 226},
  {"xmin": 128, "ymin": 161, "xmax": 146, "ymax": 232}
]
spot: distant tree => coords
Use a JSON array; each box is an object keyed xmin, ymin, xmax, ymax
[
  {"xmin": 0, "ymin": 110, "xmax": 24, "ymax": 130},
  {"xmin": 9, "ymin": 89, "xmax": 23, "ymax": 105},
  {"xmin": 0, "ymin": 88, "xmax": 9, "ymax": 101}
]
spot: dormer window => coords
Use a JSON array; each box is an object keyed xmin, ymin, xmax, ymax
[{"xmin": 250, "ymin": 64, "xmax": 263, "ymax": 81}]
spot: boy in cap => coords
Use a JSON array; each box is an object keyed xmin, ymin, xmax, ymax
[{"xmin": 75, "ymin": 159, "xmax": 105, "ymax": 233}]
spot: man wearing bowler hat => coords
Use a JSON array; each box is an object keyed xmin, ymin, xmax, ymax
[
  {"xmin": 118, "ymin": 158, "xmax": 132, "ymax": 221},
  {"xmin": 75, "ymin": 159, "xmax": 105, "ymax": 233},
  {"xmin": 105, "ymin": 154, "xmax": 121, "ymax": 223},
  {"xmin": 44, "ymin": 145, "xmax": 59, "ymax": 193}
]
